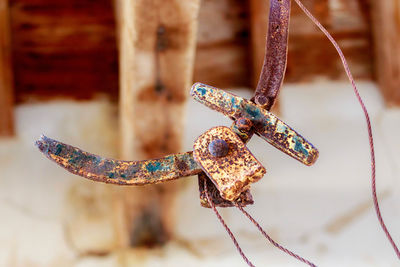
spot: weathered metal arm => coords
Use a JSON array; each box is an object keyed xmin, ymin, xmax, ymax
[
  {"xmin": 196, "ymin": 0, "xmax": 292, "ymax": 208},
  {"xmin": 191, "ymin": 83, "xmax": 318, "ymax": 166},
  {"xmin": 253, "ymin": 0, "xmax": 291, "ymax": 110},
  {"xmin": 34, "ymin": 0, "xmax": 307, "ymax": 210},
  {"xmin": 36, "ymin": 135, "xmax": 202, "ymax": 185}
]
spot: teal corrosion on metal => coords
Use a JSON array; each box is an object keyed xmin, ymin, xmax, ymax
[
  {"xmin": 36, "ymin": 135, "xmax": 202, "ymax": 185},
  {"xmin": 190, "ymin": 83, "xmax": 319, "ymax": 166},
  {"xmin": 35, "ymin": 82, "xmax": 318, "ymax": 206}
]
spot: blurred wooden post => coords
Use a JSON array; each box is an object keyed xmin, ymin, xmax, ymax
[
  {"xmin": 249, "ymin": 0, "xmax": 269, "ymax": 89},
  {"xmin": 372, "ymin": 0, "xmax": 400, "ymax": 106},
  {"xmin": 114, "ymin": 0, "xmax": 200, "ymax": 247},
  {"xmin": 0, "ymin": 0, "xmax": 14, "ymax": 137}
]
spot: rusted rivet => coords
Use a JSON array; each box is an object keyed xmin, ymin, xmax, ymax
[
  {"xmin": 235, "ymin": 117, "xmax": 253, "ymax": 132},
  {"xmin": 208, "ymin": 139, "xmax": 229, "ymax": 157},
  {"xmin": 255, "ymin": 95, "xmax": 268, "ymax": 106}
]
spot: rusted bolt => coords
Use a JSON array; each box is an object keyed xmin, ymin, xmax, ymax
[
  {"xmin": 255, "ymin": 95, "xmax": 268, "ymax": 106},
  {"xmin": 235, "ymin": 117, "xmax": 253, "ymax": 132},
  {"xmin": 208, "ymin": 139, "xmax": 229, "ymax": 157}
]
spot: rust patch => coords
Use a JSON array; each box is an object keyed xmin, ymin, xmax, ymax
[
  {"xmin": 254, "ymin": 0, "xmax": 291, "ymax": 110},
  {"xmin": 193, "ymin": 126, "xmax": 266, "ymax": 201},
  {"xmin": 36, "ymin": 135, "xmax": 202, "ymax": 185},
  {"xmin": 231, "ymin": 117, "xmax": 254, "ymax": 143},
  {"xmin": 191, "ymin": 83, "xmax": 319, "ymax": 166},
  {"xmin": 198, "ymin": 173, "xmax": 253, "ymax": 208}
]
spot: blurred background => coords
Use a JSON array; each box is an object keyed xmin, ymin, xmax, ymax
[{"xmin": 0, "ymin": 0, "xmax": 399, "ymax": 266}]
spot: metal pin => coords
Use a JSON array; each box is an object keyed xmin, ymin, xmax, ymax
[{"xmin": 208, "ymin": 139, "xmax": 229, "ymax": 158}]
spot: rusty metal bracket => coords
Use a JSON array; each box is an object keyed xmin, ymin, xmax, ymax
[
  {"xmin": 193, "ymin": 126, "xmax": 266, "ymax": 201},
  {"xmin": 190, "ymin": 83, "xmax": 318, "ymax": 166},
  {"xmin": 35, "ymin": 0, "xmax": 317, "ymax": 208},
  {"xmin": 36, "ymin": 83, "xmax": 318, "ymax": 206}
]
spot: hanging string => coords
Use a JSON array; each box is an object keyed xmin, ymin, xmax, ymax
[
  {"xmin": 235, "ymin": 204, "xmax": 317, "ymax": 267},
  {"xmin": 293, "ymin": 0, "xmax": 400, "ymax": 259},
  {"xmin": 205, "ymin": 180, "xmax": 317, "ymax": 266},
  {"xmin": 204, "ymin": 180, "xmax": 255, "ymax": 267}
]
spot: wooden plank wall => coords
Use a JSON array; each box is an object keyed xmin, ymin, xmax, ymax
[
  {"xmin": 249, "ymin": 0, "xmax": 269, "ymax": 89},
  {"xmin": 193, "ymin": 0, "xmax": 250, "ymax": 88},
  {"xmin": 6, "ymin": 0, "xmax": 374, "ymax": 103},
  {"xmin": 287, "ymin": 0, "xmax": 373, "ymax": 82},
  {"xmin": 9, "ymin": 0, "xmax": 119, "ymax": 102},
  {"xmin": 372, "ymin": 0, "xmax": 400, "ymax": 106},
  {"xmin": 0, "ymin": 0, "xmax": 14, "ymax": 137}
]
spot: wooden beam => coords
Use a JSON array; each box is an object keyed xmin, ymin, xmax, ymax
[
  {"xmin": 249, "ymin": 0, "xmax": 269, "ymax": 89},
  {"xmin": 10, "ymin": 0, "xmax": 119, "ymax": 103},
  {"xmin": 115, "ymin": 0, "xmax": 200, "ymax": 247},
  {"xmin": 372, "ymin": 0, "xmax": 400, "ymax": 106},
  {"xmin": 0, "ymin": 0, "xmax": 14, "ymax": 137},
  {"xmin": 194, "ymin": 0, "xmax": 250, "ymax": 89}
]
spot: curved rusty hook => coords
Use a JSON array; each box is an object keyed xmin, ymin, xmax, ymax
[{"xmin": 36, "ymin": 135, "xmax": 201, "ymax": 185}]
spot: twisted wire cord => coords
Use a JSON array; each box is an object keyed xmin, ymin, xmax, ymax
[
  {"xmin": 293, "ymin": 0, "xmax": 400, "ymax": 259},
  {"xmin": 235, "ymin": 204, "xmax": 317, "ymax": 267},
  {"xmin": 205, "ymin": 179, "xmax": 316, "ymax": 266},
  {"xmin": 204, "ymin": 180, "xmax": 255, "ymax": 267}
]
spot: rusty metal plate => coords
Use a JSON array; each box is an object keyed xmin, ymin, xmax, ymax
[
  {"xmin": 198, "ymin": 173, "xmax": 254, "ymax": 208},
  {"xmin": 193, "ymin": 126, "xmax": 266, "ymax": 201},
  {"xmin": 36, "ymin": 135, "xmax": 202, "ymax": 185},
  {"xmin": 191, "ymin": 83, "xmax": 318, "ymax": 166}
]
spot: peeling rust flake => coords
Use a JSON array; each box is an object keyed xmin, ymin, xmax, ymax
[{"xmin": 35, "ymin": 135, "xmax": 202, "ymax": 185}]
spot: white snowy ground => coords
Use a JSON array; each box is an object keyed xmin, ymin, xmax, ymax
[{"xmin": 0, "ymin": 81, "xmax": 399, "ymax": 267}]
